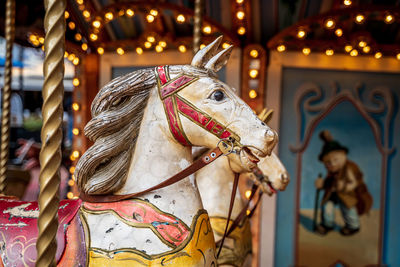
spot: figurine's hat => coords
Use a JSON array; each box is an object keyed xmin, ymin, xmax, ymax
[{"xmin": 318, "ymin": 130, "xmax": 348, "ymax": 161}]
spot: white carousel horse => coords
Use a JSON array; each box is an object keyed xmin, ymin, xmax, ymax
[{"xmin": 0, "ymin": 37, "xmax": 277, "ymax": 266}]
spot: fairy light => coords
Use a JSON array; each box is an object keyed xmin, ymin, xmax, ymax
[
  {"xmin": 178, "ymin": 45, "xmax": 187, "ymax": 53},
  {"xmin": 249, "ymin": 69, "xmax": 258, "ymax": 78},
  {"xmin": 200, "ymin": 44, "xmax": 206, "ymax": 49},
  {"xmin": 150, "ymin": 9, "xmax": 158, "ymax": 16},
  {"xmin": 358, "ymin": 41, "xmax": 367, "ymax": 48},
  {"xmin": 297, "ymin": 29, "xmax": 306, "ymax": 39},
  {"xmin": 81, "ymin": 43, "xmax": 88, "ymax": 51},
  {"xmin": 39, "ymin": 37, "xmax": 44, "ymax": 44},
  {"xmin": 355, "ymin": 14, "xmax": 365, "ymax": 24},
  {"xmin": 344, "ymin": 45, "xmax": 352, "ymax": 53},
  {"xmin": 237, "ymin": 27, "xmax": 246, "ymax": 35},
  {"xmin": 72, "ymin": 128, "xmax": 80, "ymax": 135},
  {"xmin": 397, "ymin": 53, "xmax": 400, "ymax": 60},
  {"xmin": 146, "ymin": 14, "xmax": 155, "ymax": 23},
  {"xmin": 64, "ymin": 51, "xmax": 68, "ymax": 58},
  {"xmin": 73, "ymin": 78, "xmax": 80, "ymax": 87},
  {"xmin": 250, "ymin": 50, "xmax": 259, "ymax": 58},
  {"xmin": 236, "ymin": 11, "xmax": 245, "ymax": 20},
  {"xmin": 41, "ymin": 45, "xmax": 45, "ymax": 51},
  {"xmin": 385, "ymin": 14, "xmax": 394, "ymax": 24},
  {"xmin": 90, "ymin": 33, "xmax": 98, "ymax": 41},
  {"xmin": 72, "ymin": 103, "xmax": 80, "ymax": 111},
  {"xmin": 75, "ymin": 33, "xmax": 82, "ymax": 41},
  {"xmin": 76, "ymin": 0, "xmax": 83, "ymax": 4},
  {"xmin": 72, "ymin": 150, "xmax": 80, "ymax": 159},
  {"xmin": 343, "ymin": 0, "xmax": 352, "ymax": 6},
  {"xmin": 325, "ymin": 49, "xmax": 334, "ymax": 56},
  {"xmin": 83, "ymin": 10, "xmax": 91, "ymax": 18},
  {"xmin": 144, "ymin": 41, "xmax": 152, "ymax": 48},
  {"xmin": 118, "ymin": 10, "xmax": 125, "ymax": 16},
  {"xmin": 65, "ymin": 11, "xmax": 70, "ymax": 19},
  {"xmin": 277, "ymin": 44, "xmax": 286, "ymax": 52},
  {"xmin": 92, "ymin": 20, "xmax": 101, "ymax": 28},
  {"xmin": 335, "ymin": 28, "xmax": 343, "ymax": 37},
  {"xmin": 236, "ymin": 0, "xmax": 244, "ymax": 3},
  {"xmin": 159, "ymin": 41, "xmax": 167, "ymax": 48},
  {"xmin": 105, "ymin": 12, "xmax": 114, "ymax": 21},
  {"xmin": 350, "ymin": 49, "xmax": 358, "ymax": 56},
  {"xmin": 155, "ymin": 45, "xmax": 163, "ymax": 53},
  {"xmin": 68, "ymin": 53, "xmax": 75, "ymax": 61},
  {"xmin": 222, "ymin": 42, "xmax": 230, "ymax": 49},
  {"xmin": 116, "ymin": 47, "xmax": 125, "ymax": 55},
  {"xmin": 68, "ymin": 21, "xmax": 75, "ymax": 30},
  {"xmin": 147, "ymin": 36, "xmax": 155, "ymax": 43},
  {"xmin": 363, "ymin": 46, "xmax": 371, "ymax": 53},
  {"xmin": 325, "ymin": 19, "xmax": 335, "ymax": 29},
  {"xmin": 302, "ymin": 47, "xmax": 311, "ymax": 55},
  {"xmin": 67, "ymin": 192, "xmax": 74, "ymax": 199},
  {"xmin": 97, "ymin": 47, "xmax": 104, "ymax": 55},
  {"xmin": 202, "ymin": 26, "xmax": 212, "ymax": 34},
  {"xmin": 176, "ymin": 14, "xmax": 185, "ymax": 23},
  {"xmin": 136, "ymin": 47, "xmax": 143, "ymax": 55},
  {"xmin": 68, "ymin": 179, "xmax": 75, "ymax": 187},
  {"xmin": 246, "ymin": 209, "xmax": 251, "ymax": 215},
  {"xmin": 69, "ymin": 166, "xmax": 75, "ymax": 174},
  {"xmin": 245, "ymin": 190, "xmax": 252, "ymax": 199},
  {"xmin": 374, "ymin": 52, "xmax": 382, "ymax": 59},
  {"xmin": 126, "ymin": 9, "xmax": 134, "ymax": 17},
  {"xmin": 72, "ymin": 57, "xmax": 80, "ymax": 65},
  {"xmin": 249, "ymin": 90, "xmax": 257, "ymax": 99}
]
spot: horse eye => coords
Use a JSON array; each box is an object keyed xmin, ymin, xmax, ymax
[{"xmin": 210, "ymin": 90, "xmax": 225, "ymax": 101}]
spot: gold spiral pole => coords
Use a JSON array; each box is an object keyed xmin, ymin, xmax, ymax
[
  {"xmin": 0, "ymin": 0, "xmax": 16, "ymax": 194},
  {"xmin": 193, "ymin": 0, "xmax": 204, "ymax": 54},
  {"xmin": 36, "ymin": 0, "xmax": 65, "ymax": 266}
]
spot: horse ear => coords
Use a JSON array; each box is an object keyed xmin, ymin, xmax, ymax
[
  {"xmin": 191, "ymin": 36, "xmax": 223, "ymax": 68},
  {"xmin": 204, "ymin": 45, "xmax": 233, "ymax": 72}
]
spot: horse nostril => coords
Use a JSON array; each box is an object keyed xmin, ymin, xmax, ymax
[{"xmin": 281, "ymin": 173, "xmax": 289, "ymax": 183}]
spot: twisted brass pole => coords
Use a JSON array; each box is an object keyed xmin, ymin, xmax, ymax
[
  {"xmin": 36, "ymin": 0, "xmax": 65, "ymax": 265},
  {"xmin": 0, "ymin": 0, "xmax": 15, "ymax": 194},
  {"xmin": 193, "ymin": 0, "xmax": 203, "ymax": 54}
]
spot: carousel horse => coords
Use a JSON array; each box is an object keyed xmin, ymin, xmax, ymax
[{"xmin": 0, "ymin": 36, "xmax": 277, "ymax": 267}]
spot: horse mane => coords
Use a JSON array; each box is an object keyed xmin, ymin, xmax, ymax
[{"xmin": 75, "ymin": 65, "xmax": 212, "ymax": 195}]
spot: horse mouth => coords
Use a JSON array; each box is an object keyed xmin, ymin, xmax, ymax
[{"xmin": 243, "ymin": 147, "xmax": 260, "ymax": 164}]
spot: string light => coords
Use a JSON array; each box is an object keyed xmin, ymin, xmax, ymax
[
  {"xmin": 144, "ymin": 41, "xmax": 152, "ymax": 48},
  {"xmin": 39, "ymin": 37, "xmax": 44, "ymax": 44},
  {"xmin": 90, "ymin": 33, "xmax": 98, "ymax": 41},
  {"xmin": 374, "ymin": 52, "xmax": 382, "ymax": 59},
  {"xmin": 222, "ymin": 42, "xmax": 230, "ymax": 49},
  {"xmin": 358, "ymin": 41, "xmax": 367, "ymax": 48},
  {"xmin": 68, "ymin": 179, "xmax": 75, "ymax": 186},
  {"xmin": 136, "ymin": 47, "xmax": 143, "ymax": 55},
  {"xmin": 350, "ymin": 49, "xmax": 358, "ymax": 56},
  {"xmin": 249, "ymin": 90, "xmax": 257, "ymax": 99},
  {"xmin": 72, "ymin": 103, "xmax": 80, "ymax": 111},
  {"xmin": 147, "ymin": 36, "xmax": 155, "ymax": 43},
  {"xmin": 118, "ymin": 10, "xmax": 125, "ymax": 16},
  {"xmin": 397, "ymin": 53, "xmax": 400, "ymax": 60},
  {"xmin": 126, "ymin": 9, "xmax": 134, "ymax": 17},
  {"xmin": 76, "ymin": 0, "xmax": 83, "ymax": 4},
  {"xmin": 68, "ymin": 21, "xmax": 75, "ymax": 30},
  {"xmin": 97, "ymin": 47, "xmax": 104, "ymax": 55},
  {"xmin": 237, "ymin": 27, "xmax": 246, "ymax": 35},
  {"xmin": 249, "ymin": 69, "xmax": 258, "ymax": 78},
  {"xmin": 81, "ymin": 43, "xmax": 88, "ymax": 51},
  {"xmin": 68, "ymin": 53, "xmax": 75, "ymax": 61},
  {"xmin": 245, "ymin": 190, "xmax": 252, "ymax": 199},
  {"xmin": 335, "ymin": 28, "xmax": 343, "ymax": 37},
  {"xmin": 83, "ymin": 10, "xmax": 91, "ymax": 18},
  {"xmin": 72, "ymin": 57, "xmax": 80, "ymax": 65},
  {"xmin": 325, "ymin": 49, "xmax": 334, "ymax": 56},
  {"xmin": 277, "ymin": 44, "xmax": 286, "ymax": 52},
  {"xmin": 302, "ymin": 47, "xmax": 311, "ymax": 55},
  {"xmin": 200, "ymin": 44, "xmax": 206, "ymax": 49},
  {"xmin": 355, "ymin": 14, "xmax": 365, "ymax": 24},
  {"xmin": 297, "ymin": 29, "xmax": 306, "ymax": 39},
  {"xmin": 72, "ymin": 128, "xmax": 80, "ymax": 135},
  {"xmin": 116, "ymin": 47, "xmax": 125, "ymax": 55},
  {"xmin": 72, "ymin": 150, "xmax": 80, "ymax": 159},
  {"xmin": 246, "ymin": 209, "xmax": 251, "ymax": 215},
  {"xmin": 176, "ymin": 14, "xmax": 185, "ymax": 23},
  {"xmin": 236, "ymin": 11, "xmax": 245, "ymax": 20},
  {"xmin": 362, "ymin": 46, "xmax": 371, "ymax": 53},
  {"xmin": 75, "ymin": 33, "xmax": 82, "ymax": 41},
  {"xmin": 250, "ymin": 49, "xmax": 259, "ymax": 58},
  {"xmin": 202, "ymin": 26, "xmax": 212, "ymax": 34},
  {"xmin": 159, "ymin": 41, "xmax": 167, "ymax": 48},
  {"xmin": 325, "ymin": 19, "xmax": 335, "ymax": 29},
  {"xmin": 150, "ymin": 9, "xmax": 158, "ymax": 16},
  {"xmin": 67, "ymin": 192, "xmax": 74, "ymax": 199},
  {"xmin": 385, "ymin": 14, "xmax": 394, "ymax": 24},
  {"xmin": 64, "ymin": 51, "xmax": 68, "ymax": 58},
  {"xmin": 343, "ymin": 0, "xmax": 352, "ymax": 6},
  {"xmin": 155, "ymin": 45, "xmax": 163, "ymax": 53},
  {"xmin": 178, "ymin": 45, "xmax": 187, "ymax": 53},
  {"xmin": 146, "ymin": 14, "xmax": 155, "ymax": 23},
  {"xmin": 65, "ymin": 11, "xmax": 70, "ymax": 19},
  {"xmin": 73, "ymin": 78, "xmax": 80, "ymax": 86},
  {"xmin": 69, "ymin": 166, "xmax": 75, "ymax": 174},
  {"xmin": 344, "ymin": 45, "xmax": 352, "ymax": 53},
  {"xmin": 236, "ymin": 0, "xmax": 244, "ymax": 3},
  {"xmin": 92, "ymin": 20, "xmax": 101, "ymax": 28},
  {"xmin": 105, "ymin": 12, "xmax": 114, "ymax": 21}
]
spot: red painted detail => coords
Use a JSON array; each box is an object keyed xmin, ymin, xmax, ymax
[
  {"xmin": 164, "ymin": 97, "xmax": 190, "ymax": 146},
  {"xmin": 83, "ymin": 200, "xmax": 190, "ymax": 247},
  {"xmin": 0, "ymin": 198, "xmax": 82, "ymax": 266},
  {"xmin": 160, "ymin": 76, "xmax": 194, "ymax": 99},
  {"xmin": 220, "ymin": 130, "xmax": 232, "ymax": 139},
  {"xmin": 157, "ymin": 66, "xmax": 167, "ymax": 85},
  {"xmin": 176, "ymin": 97, "xmax": 210, "ymax": 126},
  {"xmin": 212, "ymin": 124, "xmax": 224, "ymax": 136},
  {"xmin": 206, "ymin": 120, "xmax": 216, "ymax": 131}
]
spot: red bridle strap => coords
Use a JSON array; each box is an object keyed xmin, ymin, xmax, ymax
[{"xmin": 156, "ymin": 65, "xmax": 241, "ymax": 147}]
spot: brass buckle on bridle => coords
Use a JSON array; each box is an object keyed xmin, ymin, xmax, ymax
[{"xmin": 218, "ymin": 137, "xmax": 235, "ymax": 156}]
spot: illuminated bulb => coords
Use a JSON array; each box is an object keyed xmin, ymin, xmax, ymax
[
  {"xmin": 73, "ymin": 78, "xmax": 80, "ymax": 86},
  {"xmin": 65, "ymin": 11, "xmax": 70, "ymax": 19},
  {"xmin": 72, "ymin": 57, "xmax": 80, "ymax": 65},
  {"xmin": 150, "ymin": 9, "xmax": 158, "ymax": 16},
  {"xmin": 72, "ymin": 128, "xmax": 80, "ymax": 135},
  {"xmin": 176, "ymin": 14, "xmax": 185, "ymax": 23},
  {"xmin": 277, "ymin": 44, "xmax": 286, "ymax": 52},
  {"xmin": 335, "ymin": 28, "xmax": 343, "ymax": 37},
  {"xmin": 250, "ymin": 50, "xmax": 258, "ymax": 58},
  {"xmin": 72, "ymin": 103, "xmax": 80, "ymax": 111},
  {"xmin": 222, "ymin": 42, "xmax": 230, "ymax": 49},
  {"xmin": 385, "ymin": 14, "xmax": 394, "ymax": 24},
  {"xmin": 68, "ymin": 53, "xmax": 75, "ymax": 61},
  {"xmin": 236, "ymin": 11, "xmax": 245, "ymax": 20},
  {"xmin": 41, "ymin": 45, "xmax": 45, "ymax": 51},
  {"xmin": 97, "ymin": 47, "xmax": 104, "ymax": 55},
  {"xmin": 202, "ymin": 26, "xmax": 212, "ymax": 34},
  {"xmin": 297, "ymin": 29, "xmax": 306, "ymax": 39},
  {"xmin": 71, "ymin": 174, "xmax": 76, "ymax": 181},
  {"xmin": 64, "ymin": 51, "xmax": 68, "ymax": 58},
  {"xmin": 68, "ymin": 21, "xmax": 75, "ymax": 30},
  {"xmin": 200, "ymin": 44, "xmax": 206, "ymax": 49},
  {"xmin": 245, "ymin": 190, "xmax": 252, "ymax": 199},
  {"xmin": 118, "ymin": 10, "xmax": 125, "ymax": 16},
  {"xmin": 147, "ymin": 36, "xmax": 155, "ymax": 43},
  {"xmin": 68, "ymin": 179, "xmax": 75, "ymax": 187},
  {"xmin": 155, "ymin": 45, "xmax": 163, "ymax": 53},
  {"xmin": 90, "ymin": 33, "xmax": 98, "ymax": 41},
  {"xmin": 159, "ymin": 41, "xmax": 167, "ymax": 48},
  {"xmin": 237, "ymin": 27, "xmax": 246, "ymax": 35},
  {"xmin": 236, "ymin": 0, "xmax": 244, "ymax": 3},
  {"xmin": 374, "ymin": 52, "xmax": 382, "ymax": 59},
  {"xmin": 146, "ymin": 14, "xmax": 155, "ymax": 23},
  {"xmin": 126, "ymin": 9, "xmax": 134, "ymax": 17},
  {"xmin": 83, "ymin": 10, "xmax": 91, "ymax": 18},
  {"xmin": 136, "ymin": 47, "xmax": 143, "ymax": 55},
  {"xmin": 344, "ymin": 45, "xmax": 352, "ymax": 52},
  {"xmin": 29, "ymin": 34, "xmax": 36, "ymax": 42},
  {"xmin": 355, "ymin": 14, "xmax": 365, "ymax": 24},
  {"xmin": 358, "ymin": 41, "xmax": 366, "ymax": 48},
  {"xmin": 67, "ymin": 192, "xmax": 74, "ymax": 199},
  {"xmin": 105, "ymin": 12, "xmax": 113, "ymax": 20},
  {"xmin": 75, "ymin": 33, "xmax": 82, "ymax": 41},
  {"xmin": 350, "ymin": 49, "xmax": 358, "ymax": 56},
  {"xmin": 302, "ymin": 47, "xmax": 311, "ymax": 55},
  {"xmin": 81, "ymin": 43, "xmax": 88, "ymax": 51},
  {"xmin": 249, "ymin": 69, "xmax": 258, "ymax": 78},
  {"xmin": 325, "ymin": 19, "xmax": 335, "ymax": 29},
  {"xmin": 325, "ymin": 49, "xmax": 334, "ymax": 56},
  {"xmin": 246, "ymin": 209, "xmax": 251, "ymax": 215},
  {"xmin": 249, "ymin": 90, "xmax": 257, "ymax": 99},
  {"xmin": 116, "ymin": 47, "xmax": 124, "ymax": 55},
  {"xmin": 92, "ymin": 20, "xmax": 101, "ymax": 28},
  {"xmin": 144, "ymin": 41, "xmax": 152, "ymax": 48},
  {"xmin": 69, "ymin": 166, "xmax": 75, "ymax": 174},
  {"xmin": 76, "ymin": 0, "xmax": 83, "ymax": 4},
  {"xmin": 39, "ymin": 37, "xmax": 44, "ymax": 44},
  {"xmin": 343, "ymin": 0, "xmax": 352, "ymax": 6},
  {"xmin": 362, "ymin": 46, "xmax": 370, "ymax": 53},
  {"xmin": 72, "ymin": 150, "xmax": 80, "ymax": 159},
  {"xmin": 397, "ymin": 53, "xmax": 400, "ymax": 60},
  {"xmin": 178, "ymin": 45, "xmax": 187, "ymax": 53}
]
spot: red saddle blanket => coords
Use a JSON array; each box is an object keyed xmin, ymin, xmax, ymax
[{"xmin": 0, "ymin": 197, "xmax": 81, "ymax": 266}]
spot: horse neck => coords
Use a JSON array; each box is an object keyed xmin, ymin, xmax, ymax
[
  {"xmin": 196, "ymin": 156, "xmax": 245, "ymax": 218},
  {"xmin": 116, "ymin": 88, "xmax": 203, "ymax": 226}
]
